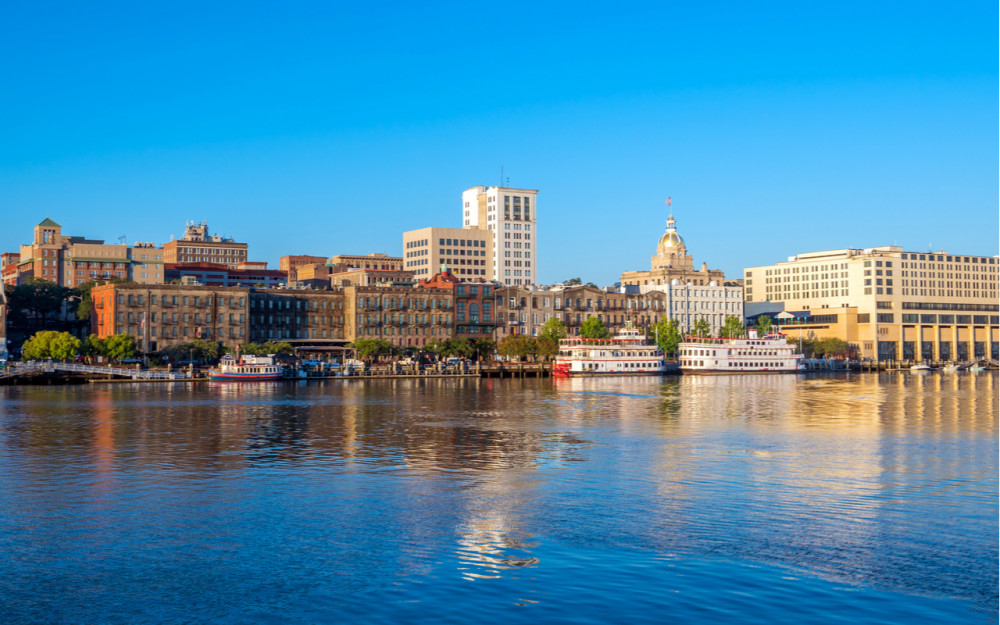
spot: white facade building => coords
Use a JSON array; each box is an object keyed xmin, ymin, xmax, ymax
[
  {"xmin": 638, "ymin": 279, "xmax": 745, "ymax": 337},
  {"xmin": 462, "ymin": 185, "xmax": 538, "ymax": 287}
]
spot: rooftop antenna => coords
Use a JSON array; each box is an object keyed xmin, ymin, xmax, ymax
[{"xmin": 117, "ymin": 235, "xmax": 126, "ymax": 245}]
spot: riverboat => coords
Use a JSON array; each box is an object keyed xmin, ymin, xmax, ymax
[
  {"xmin": 209, "ymin": 354, "xmax": 284, "ymax": 381},
  {"xmin": 552, "ymin": 323, "xmax": 666, "ymax": 376},
  {"xmin": 678, "ymin": 329, "xmax": 804, "ymax": 374}
]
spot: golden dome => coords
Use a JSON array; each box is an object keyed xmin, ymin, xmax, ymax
[
  {"xmin": 658, "ymin": 214, "xmax": 684, "ymax": 252},
  {"xmin": 658, "ymin": 231, "xmax": 684, "ymax": 250}
]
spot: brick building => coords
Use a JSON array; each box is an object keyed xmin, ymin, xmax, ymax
[
  {"xmin": 280, "ymin": 255, "xmax": 328, "ymax": 282},
  {"xmin": 91, "ymin": 283, "xmax": 346, "ymax": 353},
  {"xmin": 344, "ymin": 285, "xmax": 453, "ymax": 349},
  {"xmin": 418, "ymin": 270, "xmax": 496, "ymax": 341},
  {"xmin": 164, "ymin": 262, "xmax": 287, "ymax": 288},
  {"xmin": 495, "ymin": 285, "xmax": 670, "ymax": 339}
]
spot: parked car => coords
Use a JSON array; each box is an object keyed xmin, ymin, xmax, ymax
[
  {"xmin": 119, "ymin": 358, "xmax": 145, "ymax": 366},
  {"xmin": 175, "ymin": 359, "xmax": 199, "ymax": 367}
]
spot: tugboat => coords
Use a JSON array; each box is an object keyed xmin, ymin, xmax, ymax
[
  {"xmin": 552, "ymin": 322, "xmax": 666, "ymax": 376},
  {"xmin": 209, "ymin": 351, "xmax": 284, "ymax": 381}
]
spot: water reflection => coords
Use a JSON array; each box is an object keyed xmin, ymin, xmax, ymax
[{"xmin": 0, "ymin": 372, "xmax": 995, "ymax": 622}]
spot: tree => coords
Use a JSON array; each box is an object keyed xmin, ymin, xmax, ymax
[
  {"xmin": 7, "ymin": 279, "xmax": 70, "ymax": 322},
  {"xmin": 424, "ymin": 340, "xmax": 447, "ymax": 360},
  {"xmin": 691, "ymin": 318, "xmax": 711, "ymax": 337},
  {"xmin": 82, "ymin": 334, "xmax": 108, "ymax": 358},
  {"xmin": 650, "ymin": 318, "xmax": 682, "ymax": 356},
  {"xmin": 538, "ymin": 317, "xmax": 567, "ymax": 342},
  {"xmin": 755, "ymin": 315, "xmax": 774, "ymax": 337},
  {"xmin": 536, "ymin": 337, "xmax": 559, "ymax": 362},
  {"xmin": 719, "ymin": 315, "xmax": 745, "ymax": 339},
  {"xmin": 498, "ymin": 335, "xmax": 536, "ymax": 362},
  {"xmin": 21, "ymin": 331, "xmax": 58, "ymax": 360},
  {"xmin": 816, "ymin": 337, "xmax": 851, "ymax": 358},
  {"xmin": 351, "ymin": 338, "xmax": 391, "ymax": 362},
  {"xmin": 564, "ymin": 277, "xmax": 582, "ymax": 286},
  {"xmin": 443, "ymin": 337, "xmax": 474, "ymax": 359},
  {"xmin": 579, "ymin": 316, "xmax": 610, "ymax": 339},
  {"xmin": 50, "ymin": 333, "xmax": 82, "ymax": 360},
  {"xmin": 470, "ymin": 338, "xmax": 496, "ymax": 361},
  {"xmin": 105, "ymin": 334, "xmax": 137, "ymax": 362},
  {"xmin": 21, "ymin": 331, "xmax": 80, "ymax": 360},
  {"xmin": 584, "ymin": 281, "xmax": 599, "ymax": 289}
]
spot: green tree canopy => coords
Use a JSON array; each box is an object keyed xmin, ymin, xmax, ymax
[
  {"xmin": 7, "ymin": 279, "xmax": 70, "ymax": 322},
  {"xmin": 538, "ymin": 317, "xmax": 567, "ymax": 342},
  {"xmin": 564, "ymin": 277, "xmax": 582, "ymax": 286},
  {"xmin": 105, "ymin": 334, "xmax": 137, "ymax": 361},
  {"xmin": 755, "ymin": 315, "xmax": 774, "ymax": 337},
  {"xmin": 351, "ymin": 338, "xmax": 392, "ymax": 362},
  {"xmin": 443, "ymin": 337, "xmax": 474, "ymax": 359},
  {"xmin": 470, "ymin": 338, "xmax": 496, "ymax": 361},
  {"xmin": 719, "ymin": 315, "xmax": 745, "ymax": 339},
  {"xmin": 650, "ymin": 318, "xmax": 682, "ymax": 356},
  {"xmin": 22, "ymin": 331, "xmax": 81, "ymax": 360},
  {"xmin": 579, "ymin": 317, "xmax": 611, "ymax": 339},
  {"xmin": 82, "ymin": 334, "xmax": 108, "ymax": 357},
  {"xmin": 691, "ymin": 318, "xmax": 711, "ymax": 338},
  {"xmin": 498, "ymin": 335, "xmax": 537, "ymax": 361},
  {"xmin": 535, "ymin": 337, "xmax": 559, "ymax": 361}
]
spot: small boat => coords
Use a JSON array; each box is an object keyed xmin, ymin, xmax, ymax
[
  {"xmin": 941, "ymin": 364, "xmax": 959, "ymax": 373},
  {"xmin": 209, "ymin": 354, "xmax": 284, "ymax": 381},
  {"xmin": 969, "ymin": 365, "xmax": 986, "ymax": 372},
  {"xmin": 910, "ymin": 363, "xmax": 932, "ymax": 372}
]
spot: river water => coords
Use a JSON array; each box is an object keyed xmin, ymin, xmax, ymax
[{"xmin": 0, "ymin": 372, "xmax": 996, "ymax": 624}]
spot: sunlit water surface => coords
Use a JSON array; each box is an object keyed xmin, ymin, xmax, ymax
[{"xmin": 1, "ymin": 372, "xmax": 996, "ymax": 624}]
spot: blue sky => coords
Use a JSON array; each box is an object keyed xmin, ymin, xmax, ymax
[{"xmin": 2, "ymin": 1, "xmax": 996, "ymax": 285}]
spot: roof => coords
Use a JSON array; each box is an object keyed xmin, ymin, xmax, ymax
[{"xmin": 38, "ymin": 218, "xmax": 61, "ymax": 227}]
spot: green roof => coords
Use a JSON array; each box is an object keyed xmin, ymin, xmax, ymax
[{"xmin": 38, "ymin": 217, "xmax": 61, "ymax": 227}]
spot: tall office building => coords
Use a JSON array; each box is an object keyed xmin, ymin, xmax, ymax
[{"xmin": 461, "ymin": 185, "xmax": 539, "ymax": 287}]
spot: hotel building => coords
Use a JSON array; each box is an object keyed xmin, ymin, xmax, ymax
[
  {"xmin": 744, "ymin": 246, "xmax": 999, "ymax": 361},
  {"xmin": 403, "ymin": 227, "xmax": 494, "ymax": 281},
  {"xmin": 461, "ymin": 185, "xmax": 539, "ymax": 287}
]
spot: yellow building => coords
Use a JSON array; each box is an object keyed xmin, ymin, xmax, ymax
[
  {"xmin": 402, "ymin": 227, "xmax": 494, "ymax": 281},
  {"xmin": 744, "ymin": 246, "xmax": 999, "ymax": 362}
]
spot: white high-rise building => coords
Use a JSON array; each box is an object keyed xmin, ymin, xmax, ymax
[{"xmin": 462, "ymin": 185, "xmax": 539, "ymax": 287}]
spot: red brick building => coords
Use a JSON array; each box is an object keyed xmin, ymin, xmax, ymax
[{"xmin": 418, "ymin": 271, "xmax": 496, "ymax": 340}]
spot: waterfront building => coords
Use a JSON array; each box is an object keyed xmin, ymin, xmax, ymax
[
  {"xmin": 163, "ymin": 221, "xmax": 248, "ymax": 268},
  {"xmin": 495, "ymin": 285, "xmax": 669, "ymax": 339},
  {"xmin": 403, "ymin": 227, "xmax": 494, "ymax": 281},
  {"xmin": 461, "ymin": 185, "xmax": 539, "ymax": 287},
  {"xmin": 91, "ymin": 283, "xmax": 346, "ymax": 353},
  {"xmin": 280, "ymin": 255, "xmax": 328, "ymax": 282},
  {"xmin": 620, "ymin": 213, "xmax": 725, "ymax": 289},
  {"xmin": 164, "ymin": 262, "xmax": 287, "ymax": 288},
  {"xmin": 418, "ymin": 270, "xmax": 496, "ymax": 341},
  {"xmin": 9, "ymin": 218, "xmax": 164, "ymax": 287},
  {"xmin": 744, "ymin": 246, "xmax": 1000, "ymax": 361},
  {"xmin": 344, "ymin": 285, "xmax": 453, "ymax": 349},
  {"xmin": 637, "ymin": 280, "xmax": 744, "ymax": 336}
]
